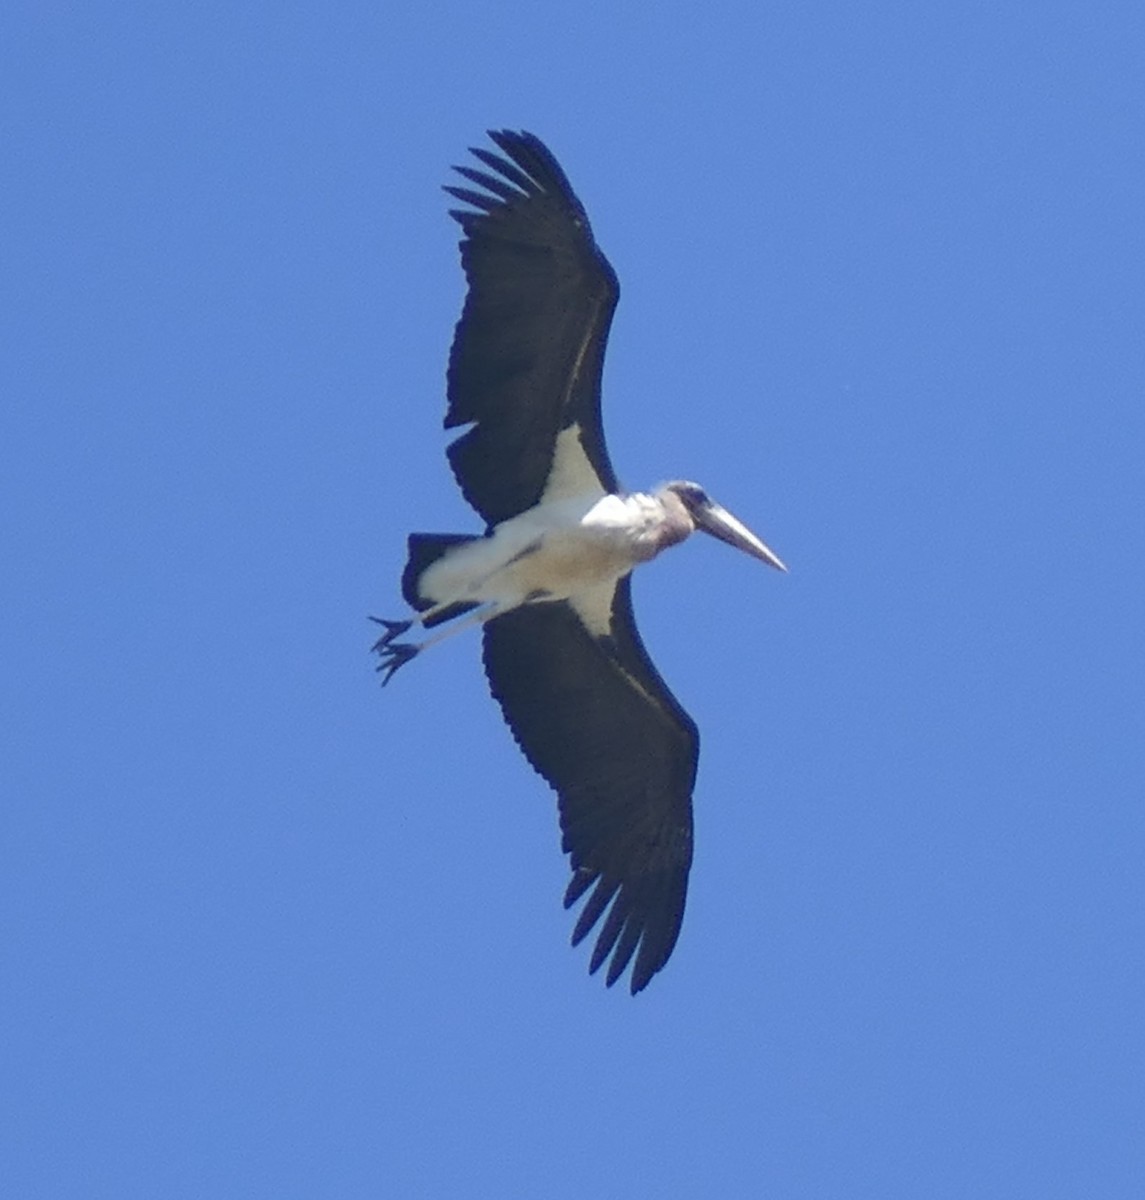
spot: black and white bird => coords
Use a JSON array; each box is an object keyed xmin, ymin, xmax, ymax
[{"xmin": 375, "ymin": 131, "xmax": 786, "ymax": 994}]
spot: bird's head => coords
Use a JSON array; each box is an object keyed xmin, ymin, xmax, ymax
[{"xmin": 661, "ymin": 481, "xmax": 787, "ymax": 572}]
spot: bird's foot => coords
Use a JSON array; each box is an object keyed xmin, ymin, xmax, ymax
[
  {"xmin": 374, "ymin": 640, "xmax": 420, "ymax": 686},
  {"xmin": 368, "ymin": 616, "xmax": 413, "ymax": 651}
]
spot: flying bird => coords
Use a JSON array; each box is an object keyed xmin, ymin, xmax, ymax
[{"xmin": 375, "ymin": 130, "xmax": 786, "ymax": 993}]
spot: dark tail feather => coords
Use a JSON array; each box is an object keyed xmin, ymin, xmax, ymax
[{"xmin": 401, "ymin": 533, "xmax": 481, "ymax": 626}]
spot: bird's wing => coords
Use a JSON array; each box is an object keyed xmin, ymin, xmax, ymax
[
  {"xmin": 481, "ymin": 576, "xmax": 697, "ymax": 993},
  {"xmin": 444, "ymin": 130, "xmax": 620, "ymax": 527}
]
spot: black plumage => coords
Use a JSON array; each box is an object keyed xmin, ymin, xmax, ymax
[
  {"xmin": 482, "ymin": 578, "xmax": 696, "ymax": 993},
  {"xmin": 444, "ymin": 131, "xmax": 620, "ymax": 527}
]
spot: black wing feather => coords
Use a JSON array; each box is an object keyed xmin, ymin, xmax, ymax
[
  {"xmin": 481, "ymin": 577, "xmax": 697, "ymax": 994},
  {"xmin": 444, "ymin": 130, "xmax": 620, "ymax": 526},
  {"xmin": 468, "ymin": 146, "xmax": 536, "ymax": 193}
]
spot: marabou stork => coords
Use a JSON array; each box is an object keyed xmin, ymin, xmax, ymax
[{"xmin": 375, "ymin": 131, "xmax": 786, "ymax": 993}]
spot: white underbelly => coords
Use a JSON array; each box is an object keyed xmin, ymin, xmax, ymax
[
  {"xmin": 506, "ymin": 531, "xmax": 634, "ymax": 599},
  {"xmin": 419, "ymin": 496, "xmax": 639, "ymax": 608}
]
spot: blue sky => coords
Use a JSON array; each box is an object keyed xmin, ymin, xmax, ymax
[{"xmin": 3, "ymin": 3, "xmax": 1143, "ymax": 1196}]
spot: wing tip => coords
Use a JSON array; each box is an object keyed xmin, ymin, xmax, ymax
[
  {"xmin": 450, "ymin": 129, "xmax": 582, "ymax": 215},
  {"xmin": 564, "ymin": 867, "xmax": 685, "ymax": 996}
]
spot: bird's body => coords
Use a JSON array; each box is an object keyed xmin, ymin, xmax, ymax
[
  {"xmin": 376, "ymin": 131, "xmax": 785, "ymax": 993},
  {"xmin": 414, "ymin": 489, "xmax": 690, "ymax": 619}
]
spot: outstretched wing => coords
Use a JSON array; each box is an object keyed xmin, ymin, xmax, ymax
[
  {"xmin": 481, "ymin": 577, "xmax": 697, "ymax": 994},
  {"xmin": 444, "ymin": 130, "xmax": 620, "ymax": 527}
]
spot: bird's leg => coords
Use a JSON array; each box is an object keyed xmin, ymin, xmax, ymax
[
  {"xmin": 372, "ymin": 535, "xmax": 545, "ymax": 678},
  {"xmin": 373, "ymin": 600, "xmax": 508, "ymax": 685},
  {"xmin": 371, "ymin": 535, "xmax": 545, "ymax": 652},
  {"xmin": 368, "ymin": 595, "xmax": 476, "ymax": 662},
  {"xmin": 367, "ymin": 596, "xmax": 478, "ymax": 653}
]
